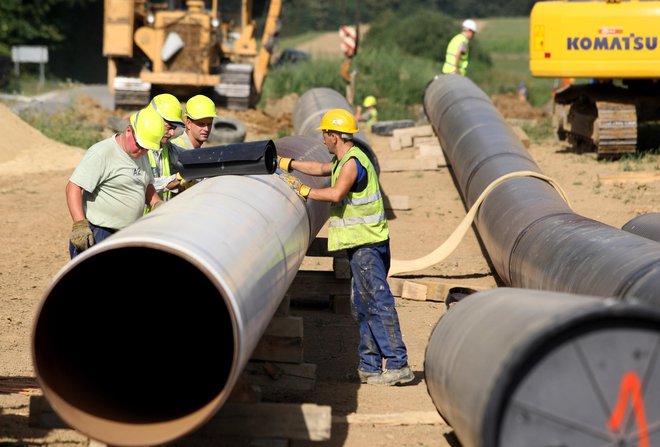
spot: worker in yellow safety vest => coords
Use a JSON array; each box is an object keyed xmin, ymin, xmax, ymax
[
  {"xmin": 277, "ymin": 109, "xmax": 413, "ymax": 386},
  {"xmin": 145, "ymin": 93, "xmax": 185, "ymax": 212},
  {"xmin": 356, "ymin": 95, "xmax": 378, "ymax": 130},
  {"xmin": 170, "ymin": 94, "xmax": 218, "ymax": 149},
  {"xmin": 165, "ymin": 94, "xmax": 219, "ymax": 192},
  {"xmin": 442, "ymin": 19, "xmax": 477, "ymax": 76}
]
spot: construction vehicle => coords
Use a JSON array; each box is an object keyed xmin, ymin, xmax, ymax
[
  {"xmin": 103, "ymin": 0, "xmax": 282, "ymax": 110},
  {"xmin": 530, "ymin": 0, "xmax": 660, "ymax": 158}
]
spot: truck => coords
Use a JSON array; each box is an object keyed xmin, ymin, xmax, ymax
[
  {"xmin": 529, "ymin": 0, "xmax": 660, "ymax": 158},
  {"xmin": 103, "ymin": 0, "xmax": 282, "ymax": 110}
]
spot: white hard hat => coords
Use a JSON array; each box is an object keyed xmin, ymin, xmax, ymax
[{"xmin": 462, "ymin": 19, "xmax": 477, "ymax": 33}]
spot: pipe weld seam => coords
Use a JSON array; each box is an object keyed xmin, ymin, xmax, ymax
[
  {"xmin": 613, "ymin": 257, "xmax": 660, "ymax": 299},
  {"xmin": 507, "ymin": 211, "xmax": 579, "ymax": 285}
]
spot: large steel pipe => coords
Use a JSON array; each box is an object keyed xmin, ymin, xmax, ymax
[
  {"xmin": 425, "ymin": 288, "xmax": 660, "ymax": 447},
  {"xmin": 32, "ymin": 135, "xmax": 330, "ymax": 446},
  {"xmin": 622, "ymin": 212, "xmax": 660, "ymax": 243},
  {"xmin": 423, "ymin": 75, "xmax": 660, "ymax": 306},
  {"xmin": 293, "ymin": 87, "xmax": 380, "ymax": 173}
]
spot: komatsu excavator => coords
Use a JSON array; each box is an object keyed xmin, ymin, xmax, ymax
[
  {"xmin": 103, "ymin": 0, "xmax": 282, "ymax": 110},
  {"xmin": 530, "ymin": 0, "xmax": 660, "ymax": 158}
]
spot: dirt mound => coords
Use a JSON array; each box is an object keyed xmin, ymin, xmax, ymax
[
  {"xmin": 492, "ymin": 92, "xmax": 548, "ymax": 120},
  {"xmin": 223, "ymin": 105, "xmax": 293, "ymax": 138},
  {"xmin": 0, "ymin": 102, "xmax": 84, "ymax": 175}
]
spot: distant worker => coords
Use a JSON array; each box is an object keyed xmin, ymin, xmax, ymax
[
  {"xmin": 356, "ymin": 95, "xmax": 378, "ymax": 130},
  {"xmin": 170, "ymin": 94, "xmax": 218, "ymax": 149},
  {"xmin": 66, "ymin": 107, "xmax": 165, "ymax": 258},
  {"xmin": 146, "ymin": 93, "xmax": 186, "ymax": 210},
  {"xmin": 442, "ymin": 19, "xmax": 477, "ymax": 76},
  {"xmin": 518, "ymin": 82, "xmax": 528, "ymax": 102},
  {"xmin": 278, "ymin": 109, "xmax": 413, "ymax": 386}
]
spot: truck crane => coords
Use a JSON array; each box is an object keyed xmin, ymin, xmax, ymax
[{"xmin": 103, "ymin": 0, "xmax": 282, "ymax": 110}]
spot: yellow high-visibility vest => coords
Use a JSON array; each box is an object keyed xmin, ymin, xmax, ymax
[
  {"xmin": 328, "ymin": 146, "xmax": 388, "ymax": 251},
  {"xmin": 442, "ymin": 33, "xmax": 469, "ymax": 75}
]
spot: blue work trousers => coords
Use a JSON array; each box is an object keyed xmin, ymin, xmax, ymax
[
  {"xmin": 69, "ymin": 222, "xmax": 116, "ymax": 259},
  {"xmin": 348, "ymin": 242, "xmax": 409, "ymax": 373}
]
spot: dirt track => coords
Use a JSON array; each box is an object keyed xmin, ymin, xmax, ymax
[
  {"xmin": 2, "ymin": 86, "xmax": 660, "ymax": 446},
  {"xmin": 2, "ymin": 28, "xmax": 660, "ymax": 446}
]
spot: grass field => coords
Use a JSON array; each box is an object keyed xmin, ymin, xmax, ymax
[{"xmin": 478, "ymin": 17, "xmax": 554, "ymax": 108}]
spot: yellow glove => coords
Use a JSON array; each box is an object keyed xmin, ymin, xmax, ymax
[
  {"xmin": 70, "ymin": 219, "xmax": 94, "ymax": 253},
  {"xmin": 277, "ymin": 156, "xmax": 294, "ymax": 172},
  {"xmin": 279, "ymin": 173, "xmax": 311, "ymax": 201},
  {"xmin": 176, "ymin": 172, "xmax": 190, "ymax": 190}
]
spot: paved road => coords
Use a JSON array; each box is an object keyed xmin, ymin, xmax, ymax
[{"xmin": 0, "ymin": 83, "xmax": 113, "ymax": 114}]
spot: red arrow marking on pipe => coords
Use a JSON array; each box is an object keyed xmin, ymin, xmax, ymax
[{"xmin": 607, "ymin": 371, "xmax": 649, "ymax": 447}]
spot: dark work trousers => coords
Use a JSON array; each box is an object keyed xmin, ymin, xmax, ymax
[
  {"xmin": 69, "ymin": 222, "xmax": 116, "ymax": 259},
  {"xmin": 348, "ymin": 241, "xmax": 409, "ymax": 373}
]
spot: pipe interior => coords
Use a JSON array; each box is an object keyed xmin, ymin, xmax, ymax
[{"xmin": 34, "ymin": 247, "xmax": 234, "ymax": 424}]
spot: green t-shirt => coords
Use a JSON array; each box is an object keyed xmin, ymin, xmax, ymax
[{"xmin": 70, "ymin": 135, "xmax": 154, "ymax": 230}]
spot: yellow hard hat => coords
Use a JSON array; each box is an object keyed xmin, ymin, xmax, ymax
[
  {"xmin": 129, "ymin": 107, "xmax": 166, "ymax": 151},
  {"xmin": 150, "ymin": 93, "xmax": 184, "ymax": 126},
  {"xmin": 316, "ymin": 108, "xmax": 359, "ymax": 134},
  {"xmin": 363, "ymin": 95, "xmax": 377, "ymax": 108},
  {"xmin": 184, "ymin": 94, "xmax": 218, "ymax": 120}
]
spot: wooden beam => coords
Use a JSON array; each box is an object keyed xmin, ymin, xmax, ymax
[
  {"xmin": 287, "ymin": 270, "xmax": 351, "ymax": 298},
  {"xmin": 29, "ymin": 396, "xmax": 332, "ymax": 442},
  {"xmin": 597, "ymin": 171, "xmax": 660, "ymax": 184},
  {"xmin": 252, "ymin": 316, "xmax": 304, "ymax": 363},
  {"xmin": 200, "ymin": 402, "xmax": 332, "ymax": 441},
  {"xmin": 332, "ymin": 411, "xmax": 446, "ymax": 426},
  {"xmin": 383, "ymin": 194, "xmax": 411, "ymax": 211},
  {"xmin": 388, "ymin": 277, "xmax": 485, "ymax": 302}
]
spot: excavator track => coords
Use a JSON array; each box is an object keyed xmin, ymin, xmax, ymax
[{"xmin": 554, "ymin": 84, "xmax": 638, "ymax": 159}]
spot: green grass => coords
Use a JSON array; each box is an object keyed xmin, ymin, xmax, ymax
[
  {"xmin": 19, "ymin": 104, "xmax": 104, "ymax": 149},
  {"xmin": 478, "ymin": 17, "xmax": 530, "ymax": 54},
  {"xmin": 473, "ymin": 17, "xmax": 554, "ymax": 108}
]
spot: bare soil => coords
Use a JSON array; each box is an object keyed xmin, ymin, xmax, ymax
[{"xmin": 1, "ymin": 86, "xmax": 660, "ymax": 446}]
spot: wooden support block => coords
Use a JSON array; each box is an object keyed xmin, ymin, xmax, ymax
[
  {"xmin": 399, "ymin": 134, "xmax": 414, "ymax": 148},
  {"xmin": 379, "ymin": 157, "xmax": 441, "ymax": 172},
  {"xmin": 333, "ymin": 257, "xmax": 351, "ymax": 279},
  {"xmin": 388, "ymin": 137, "xmax": 403, "ymax": 151},
  {"xmin": 275, "ymin": 294, "xmax": 290, "ymax": 317},
  {"xmin": 413, "ymin": 136, "xmax": 437, "ymax": 146},
  {"xmin": 228, "ymin": 375, "xmax": 262, "ymax": 403},
  {"xmin": 29, "ymin": 395, "xmax": 329, "ymax": 444},
  {"xmin": 287, "ymin": 270, "xmax": 352, "ymax": 299},
  {"xmin": 597, "ymin": 171, "xmax": 660, "ymax": 184},
  {"xmin": 306, "ymin": 237, "xmax": 346, "ymax": 258},
  {"xmin": 511, "ymin": 125, "xmax": 530, "ymax": 148},
  {"xmin": 330, "ymin": 294, "xmax": 352, "ymax": 315},
  {"xmin": 383, "ymin": 194, "xmax": 410, "ymax": 211},
  {"xmin": 417, "ymin": 143, "xmax": 443, "ymax": 156},
  {"xmin": 388, "ymin": 277, "xmax": 485, "ymax": 302},
  {"xmin": 200, "ymin": 402, "xmax": 332, "ymax": 441},
  {"xmin": 333, "ymin": 410, "xmax": 446, "ymax": 426},
  {"xmin": 29, "ymin": 395, "xmax": 67, "ymax": 429},
  {"xmin": 252, "ymin": 316, "xmax": 304, "ymax": 364},
  {"xmin": 244, "ymin": 361, "xmax": 317, "ymax": 391},
  {"xmin": 392, "ymin": 125, "xmax": 434, "ymax": 140}
]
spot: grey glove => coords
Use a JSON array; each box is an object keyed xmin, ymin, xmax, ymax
[{"xmin": 70, "ymin": 219, "xmax": 94, "ymax": 253}]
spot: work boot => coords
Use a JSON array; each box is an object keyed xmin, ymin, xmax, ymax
[
  {"xmin": 357, "ymin": 369, "xmax": 381, "ymax": 384},
  {"xmin": 366, "ymin": 366, "xmax": 414, "ymax": 386}
]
